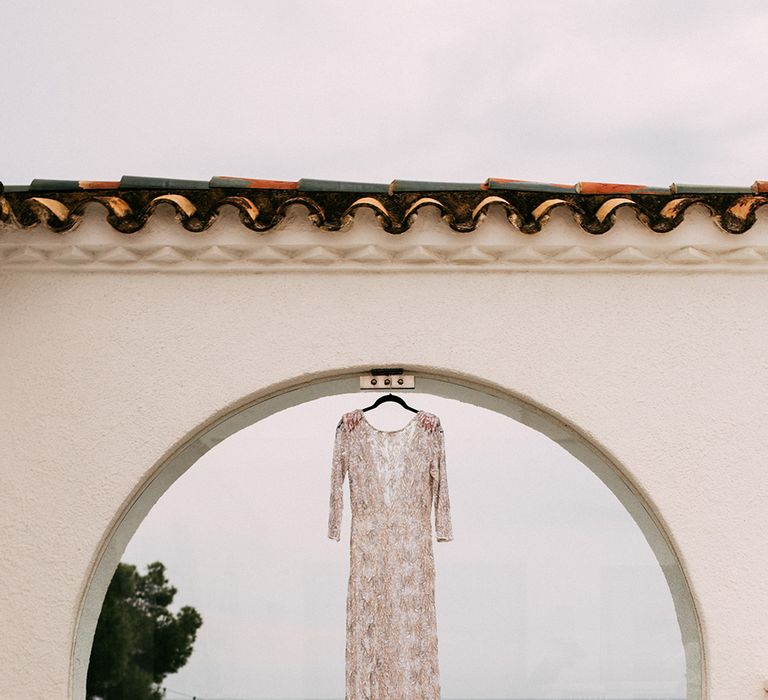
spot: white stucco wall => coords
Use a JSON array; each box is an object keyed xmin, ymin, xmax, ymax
[{"xmin": 2, "ymin": 202, "xmax": 768, "ymax": 699}]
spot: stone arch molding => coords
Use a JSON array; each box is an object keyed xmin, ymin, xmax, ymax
[{"xmin": 71, "ymin": 368, "xmax": 705, "ymax": 700}]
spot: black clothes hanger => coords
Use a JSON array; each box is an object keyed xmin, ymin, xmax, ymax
[{"xmin": 361, "ymin": 392, "xmax": 419, "ymax": 413}]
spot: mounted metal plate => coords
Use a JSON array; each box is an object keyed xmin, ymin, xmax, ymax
[{"xmin": 359, "ymin": 370, "xmax": 415, "ymax": 390}]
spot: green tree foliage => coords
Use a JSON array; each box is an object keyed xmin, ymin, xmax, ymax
[{"xmin": 87, "ymin": 561, "xmax": 203, "ymax": 700}]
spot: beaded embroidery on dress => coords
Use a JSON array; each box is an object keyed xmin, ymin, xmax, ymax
[{"xmin": 328, "ymin": 408, "xmax": 453, "ymax": 699}]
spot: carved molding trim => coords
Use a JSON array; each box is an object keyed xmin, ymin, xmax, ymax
[{"xmin": 3, "ymin": 243, "xmax": 768, "ymax": 271}]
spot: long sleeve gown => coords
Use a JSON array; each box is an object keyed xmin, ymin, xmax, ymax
[{"xmin": 328, "ymin": 408, "xmax": 453, "ymax": 699}]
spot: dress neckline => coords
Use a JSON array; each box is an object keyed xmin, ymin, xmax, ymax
[{"xmin": 357, "ymin": 408, "xmax": 423, "ymax": 434}]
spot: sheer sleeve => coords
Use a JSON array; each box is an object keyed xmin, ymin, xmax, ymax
[
  {"xmin": 430, "ymin": 421, "xmax": 453, "ymax": 542},
  {"xmin": 327, "ymin": 417, "xmax": 348, "ymax": 541}
]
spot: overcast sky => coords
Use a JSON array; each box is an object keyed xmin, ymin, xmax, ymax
[
  {"xmin": 7, "ymin": 2, "xmax": 764, "ymax": 698},
  {"xmin": 125, "ymin": 395, "xmax": 684, "ymax": 700},
  {"xmin": 2, "ymin": 1, "xmax": 768, "ymax": 188}
]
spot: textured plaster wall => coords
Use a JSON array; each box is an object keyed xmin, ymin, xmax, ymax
[{"xmin": 1, "ymin": 211, "xmax": 767, "ymax": 698}]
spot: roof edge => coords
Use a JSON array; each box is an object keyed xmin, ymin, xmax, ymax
[{"xmin": 2, "ymin": 178, "xmax": 767, "ymax": 234}]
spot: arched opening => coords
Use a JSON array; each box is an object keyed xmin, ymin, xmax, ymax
[{"xmin": 71, "ymin": 369, "xmax": 704, "ymax": 699}]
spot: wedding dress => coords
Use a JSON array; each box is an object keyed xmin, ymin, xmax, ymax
[{"xmin": 328, "ymin": 408, "xmax": 453, "ymax": 699}]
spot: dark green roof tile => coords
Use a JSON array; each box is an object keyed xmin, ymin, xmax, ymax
[
  {"xmin": 297, "ymin": 178, "xmax": 389, "ymax": 193},
  {"xmin": 119, "ymin": 176, "xmax": 209, "ymax": 190},
  {"xmin": 389, "ymin": 180, "xmax": 483, "ymax": 193},
  {"xmin": 670, "ymin": 183, "xmax": 752, "ymax": 194},
  {"xmin": 30, "ymin": 179, "xmax": 80, "ymax": 191}
]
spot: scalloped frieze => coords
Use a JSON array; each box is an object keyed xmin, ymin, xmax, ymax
[{"xmin": 3, "ymin": 188, "xmax": 768, "ymax": 235}]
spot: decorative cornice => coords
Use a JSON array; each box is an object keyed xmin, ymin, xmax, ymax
[
  {"xmin": 3, "ymin": 242, "xmax": 768, "ymax": 271},
  {"xmin": 4, "ymin": 178, "xmax": 768, "ymax": 272},
  {"xmin": 2, "ymin": 186, "xmax": 768, "ymax": 235}
]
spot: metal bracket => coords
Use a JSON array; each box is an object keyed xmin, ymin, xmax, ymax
[{"xmin": 360, "ymin": 368, "xmax": 415, "ymax": 390}]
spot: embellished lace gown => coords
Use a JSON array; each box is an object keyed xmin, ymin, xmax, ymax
[{"xmin": 327, "ymin": 408, "xmax": 453, "ymax": 699}]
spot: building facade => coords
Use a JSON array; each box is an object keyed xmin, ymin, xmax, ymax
[{"xmin": 3, "ymin": 176, "xmax": 768, "ymax": 699}]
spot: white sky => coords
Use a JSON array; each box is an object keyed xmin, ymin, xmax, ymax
[
  {"xmin": 6, "ymin": 2, "xmax": 764, "ymax": 698},
  {"xmin": 2, "ymin": 1, "xmax": 768, "ymax": 187}
]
